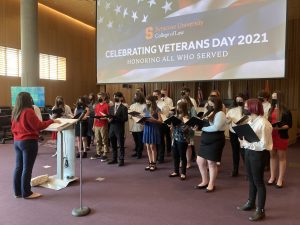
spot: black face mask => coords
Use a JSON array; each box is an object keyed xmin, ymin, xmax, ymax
[
  {"xmin": 271, "ymin": 99, "xmax": 277, "ymax": 107},
  {"xmin": 258, "ymin": 97, "xmax": 264, "ymax": 102},
  {"xmin": 114, "ymin": 97, "xmax": 120, "ymax": 103},
  {"xmin": 161, "ymin": 94, "xmax": 165, "ymax": 98},
  {"xmin": 146, "ymin": 103, "xmax": 151, "ymax": 107},
  {"xmin": 207, "ymin": 105, "xmax": 214, "ymax": 111},
  {"xmin": 237, "ymin": 102, "xmax": 244, "ymax": 107},
  {"xmin": 243, "ymin": 109, "xmax": 251, "ymax": 116},
  {"xmin": 98, "ymin": 98, "xmax": 103, "ymax": 103},
  {"xmin": 77, "ymin": 103, "xmax": 83, "ymax": 108}
]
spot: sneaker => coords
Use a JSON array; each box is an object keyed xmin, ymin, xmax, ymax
[
  {"xmin": 25, "ymin": 192, "xmax": 42, "ymax": 199},
  {"xmin": 100, "ymin": 155, "xmax": 108, "ymax": 162},
  {"xmin": 90, "ymin": 154, "xmax": 102, "ymax": 160}
]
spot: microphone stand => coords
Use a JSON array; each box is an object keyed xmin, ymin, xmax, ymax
[{"xmin": 72, "ymin": 111, "xmax": 91, "ymax": 217}]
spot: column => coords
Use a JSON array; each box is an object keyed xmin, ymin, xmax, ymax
[{"xmin": 20, "ymin": 0, "xmax": 39, "ymax": 86}]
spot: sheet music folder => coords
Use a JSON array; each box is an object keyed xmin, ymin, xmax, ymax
[
  {"xmin": 163, "ymin": 115, "xmax": 182, "ymax": 126},
  {"xmin": 235, "ymin": 115, "xmax": 249, "ymax": 125},
  {"xmin": 232, "ymin": 124, "xmax": 260, "ymax": 143},
  {"xmin": 184, "ymin": 117, "xmax": 208, "ymax": 130},
  {"xmin": 128, "ymin": 111, "xmax": 141, "ymax": 117}
]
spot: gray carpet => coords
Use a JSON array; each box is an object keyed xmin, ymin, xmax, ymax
[{"xmin": 0, "ymin": 135, "xmax": 299, "ymax": 225}]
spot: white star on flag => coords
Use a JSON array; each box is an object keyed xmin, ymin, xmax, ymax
[
  {"xmin": 148, "ymin": 0, "xmax": 156, "ymax": 8},
  {"xmin": 162, "ymin": 0, "xmax": 173, "ymax": 14},
  {"xmin": 107, "ymin": 21, "xmax": 113, "ymax": 28},
  {"xmin": 132, "ymin": 11, "xmax": 138, "ymax": 22},
  {"xmin": 137, "ymin": 0, "xmax": 144, "ymax": 4},
  {"xmin": 114, "ymin": 5, "xmax": 122, "ymax": 15},
  {"xmin": 105, "ymin": 2, "xmax": 110, "ymax": 10},
  {"xmin": 98, "ymin": 17, "xmax": 104, "ymax": 24},
  {"xmin": 142, "ymin": 14, "xmax": 148, "ymax": 23},
  {"xmin": 123, "ymin": 8, "xmax": 128, "ymax": 18}
]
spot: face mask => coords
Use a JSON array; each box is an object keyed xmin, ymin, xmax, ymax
[
  {"xmin": 207, "ymin": 105, "xmax": 214, "ymax": 111},
  {"xmin": 271, "ymin": 99, "xmax": 277, "ymax": 107},
  {"xmin": 258, "ymin": 97, "xmax": 264, "ymax": 102},
  {"xmin": 146, "ymin": 103, "xmax": 151, "ymax": 107},
  {"xmin": 161, "ymin": 94, "xmax": 165, "ymax": 98},
  {"xmin": 98, "ymin": 98, "xmax": 103, "ymax": 103},
  {"xmin": 114, "ymin": 97, "xmax": 120, "ymax": 103},
  {"xmin": 237, "ymin": 102, "xmax": 244, "ymax": 107},
  {"xmin": 243, "ymin": 109, "xmax": 251, "ymax": 116}
]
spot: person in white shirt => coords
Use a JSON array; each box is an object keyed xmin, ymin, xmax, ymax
[
  {"xmin": 129, "ymin": 92, "xmax": 146, "ymax": 159},
  {"xmin": 160, "ymin": 88, "xmax": 174, "ymax": 109},
  {"xmin": 237, "ymin": 99, "xmax": 273, "ymax": 222},
  {"xmin": 258, "ymin": 90, "xmax": 271, "ymax": 119},
  {"xmin": 194, "ymin": 96, "xmax": 226, "ymax": 192},
  {"xmin": 153, "ymin": 90, "xmax": 171, "ymax": 162},
  {"xmin": 226, "ymin": 93, "xmax": 247, "ymax": 177},
  {"xmin": 177, "ymin": 87, "xmax": 197, "ymax": 108}
]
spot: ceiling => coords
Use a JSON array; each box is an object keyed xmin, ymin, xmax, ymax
[
  {"xmin": 38, "ymin": 0, "xmax": 96, "ymax": 27},
  {"xmin": 37, "ymin": 0, "xmax": 299, "ymax": 28}
]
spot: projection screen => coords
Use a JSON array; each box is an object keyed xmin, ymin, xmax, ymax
[{"xmin": 96, "ymin": 0, "xmax": 287, "ymax": 83}]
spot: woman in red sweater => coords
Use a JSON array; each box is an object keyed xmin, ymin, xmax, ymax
[{"xmin": 12, "ymin": 92, "xmax": 60, "ymax": 199}]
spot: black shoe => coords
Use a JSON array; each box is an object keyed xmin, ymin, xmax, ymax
[
  {"xmin": 169, "ymin": 172, "xmax": 179, "ymax": 177},
  {"xmin": 194, "ymin": 184, "xmax": 208, "ymax": 189},
  {"xmin": 157, "ymin": 160, "xmax": 164, "ymax": 164},
  {"xmin": 231, "ymin": 171, "xmax": 239, "ymax": 177},
  {"xmin": 90, "ymin": 154, "xmax": 102, "ymax": 160},
  {"xmin": 118, "ymin": 160, "xmax": 124, "ymax": 167},
  {"xmin": 100, "ymin": 155, "xmax": 108, "ymax": 162},
  {"xmin": 107, "ymin": 160, "xmax": 117, "ymax": 164},
  {"xmin": 205, "ymin": 186, "xmax": 215, "ymax": 193},
  {"xmin": 82, "ymin": 152, "xmax": 87, "ymax": 158},
  {"xmin": 267, "ymin": 178, "xmax": 276, "ymax": 185},
  {"xmin": 249, "ymin": 209, "xmax": 265, "ymax": 221},
  {"xmin": 136, "ymin": 155, "xmax": 142, "ymax": 159},
  {"xmin": 131, "ymin": 153, "xmax": 137, "ymax": 157},
  {"xmin": 76, "ymin": 152, "xmax": 80, "ymax": 158},
  {"xmin": 237, "ymin": 201, "xmax": 256, "ymax": 211}
]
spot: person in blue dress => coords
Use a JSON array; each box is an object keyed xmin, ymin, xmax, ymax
[{"xmin": 143, "ymin": 95, "xmax": 162, "ymax": 171}]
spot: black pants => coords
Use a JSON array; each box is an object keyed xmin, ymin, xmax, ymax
[
  {"xmin": 132, "ymin": 131, "xmax": 143, "ymax": 157},
  {"xmin": 245, "ymin": 149, "xmax": 268, "ymax": 210},
  {"xmin": 172, "ymin": 140, "xmax": 188, "ymax": 175},
  {"xmin": 229, "ymin": 131, "xmax": 244, "ymax": 173},
  {"xmin": 157, "ymin": 123, "xmax": 171, "ymax": 162},
  {"xmin": 109, "ymin": 128, "xmax": 125, "ymax": 161}
]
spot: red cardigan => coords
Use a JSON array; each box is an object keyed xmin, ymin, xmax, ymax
[{"xmin": 11, "ymin": 108, "xmax": 54, "ymax": 141}]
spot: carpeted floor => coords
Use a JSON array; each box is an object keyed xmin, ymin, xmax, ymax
[{"xmin": 0, "ymin": 134, "xmax": 299, "ymax": 225}]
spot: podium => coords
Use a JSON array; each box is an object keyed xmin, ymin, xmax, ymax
[{"xmin": 42, "ymin": 118, "xmax": 78, "ymax": 190}]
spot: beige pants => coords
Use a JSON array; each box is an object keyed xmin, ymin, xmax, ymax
[{"xmin": 94, "ymin": 125, "xmax": 109, "ymax": 156}]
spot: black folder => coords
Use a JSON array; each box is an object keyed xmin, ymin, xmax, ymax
[
  {"xmin": 135, "ymin": 116, "xmax": 151, "ymax": 123},
  {"xmin": 235, "ymin": 115, "xmax": 249, "ymax": 125},
  {"xmin": 128, "ymin": 111, "xmax": 141, "ymax": 117},
  {"xmin": 272, "ymin": 121, "xmax": 283, "ymax": 127},
  {"xmin": 163, "ymin": 115, "xmax": 182, "ymax": 126},
  {"xmin": 51, "ymin": 108, "xmax": 63, "ymax": 115},
  {"xmin": 232, "ymin": 124, "xmax": 260, "ymax": 143},
  {"xmin": 184, "ymin": 117, "xmax": 208, "ymax": 130}
]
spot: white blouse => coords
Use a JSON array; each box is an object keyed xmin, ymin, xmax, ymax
[
  {"xmin": 226, "ymin": 106, "xmax": 244, "ymax": 133},
  {"xmin": 239, "ymin": 115, "xmax": 273, "ymax": 151}
]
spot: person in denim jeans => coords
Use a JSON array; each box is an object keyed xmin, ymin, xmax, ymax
[{"xmin": 11, "ymin": 92, "xmax": 59, "ymax": 199}]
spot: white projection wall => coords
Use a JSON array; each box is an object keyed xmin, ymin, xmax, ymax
[{"xmin": 96, "ymin": 0, "xmax": 287, "ymax": 83}]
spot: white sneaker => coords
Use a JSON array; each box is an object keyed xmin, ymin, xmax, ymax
[{"xmin": 25, "ymin": 192, "xmax": 42, "ymax": 199}]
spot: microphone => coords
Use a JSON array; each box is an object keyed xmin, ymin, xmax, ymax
[{"xmin": 77, "ymin": 109, "xmax": 87, "ymax": 121}]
